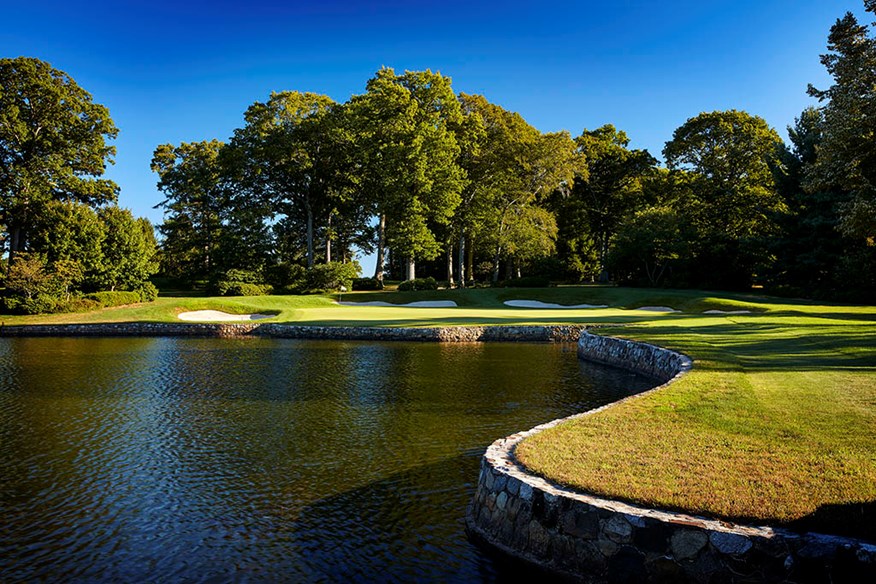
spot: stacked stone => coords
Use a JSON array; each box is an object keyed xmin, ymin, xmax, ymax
[
  {"xmin": 0, "ymin": 323, "xmax": 260, "ymax": 337},
  {"xmin": 576, "ymin": 331, "xmax": 692, "ymax": 381},
  {"xmin": 0, "ymin": 323, "xmax": 587, "ymax": 342},
  {"xmin": 467, "ymin": 332, "xmax": 876, "ymax": 582}
]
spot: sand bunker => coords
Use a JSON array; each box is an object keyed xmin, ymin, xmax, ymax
[
  {"xmin": 632, "ymin": 306, "xmax": 680, "ymax": 313},
  {"xmin": 703, "ymin": 309, "xmax": 752, "ymax": 315},
  {"xmin": 338, "ymin": 300, "xmax": 458, "ymax": 308},
  {"xmin": 178, "ymin": 310, "xmax": 275, "ymax": 322},
  {"xmin": 503, "ymin": 300, "xmax": 608, "ymax": 309}
]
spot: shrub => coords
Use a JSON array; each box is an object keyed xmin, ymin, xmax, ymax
[
  {"xmin": 219, "ymin": 282, "xmax": 272, "ymax": 296},
  {"xmin": 136, "ymin": 282, "xmax": 159, "ymax": 302},
  {"xmin": 54, "ymin": 297, "xmax": 101, "ymax": 313},
  {"xmin": 215, "ymin": 269, "xmax": 271, "ymax": 296},
  {"xmin": 2, "ymin": 293, "xmax": 57, "ymax": 315},
  {"xmin": 397, "ymin": 277, "xmax": 438, "ymax": 292},
  {"xmin": 85, "ymin": 291, "xmax": 142, "ymax": 307},
  {"xmin": 265, "ymin": 262, "xmax": 307, "ymax": 291},
  {"xmin": 304, "ymin": 261, "xmax": 360, "ymax": 292},
  {"xmin": 352, "ymin": 277, "xmax": 384, "ymax": 291}
]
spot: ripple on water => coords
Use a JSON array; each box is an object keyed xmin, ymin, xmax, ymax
[{"xmin": 0, "ymin": 337, "xmax": 654, "ymax": 582}]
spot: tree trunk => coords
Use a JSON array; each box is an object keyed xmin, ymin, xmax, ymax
[
  {"xmin": 446, "ymin": 245, "xmax": 454, "ymax": 287},
  {"xmin": 457, "ymin": 233, "xmax": 466, "ymax": 288},
  {"xmin": 374, "ymin": 214, "xmax": 386, "ymax": 281},
  {"xmin": 407, "ymin": 258, "xmax": 416, "ymax": 281},
  {"xmin": 505, "ymin": 258, "xmax": 514, "ymax": 280},
  {"xmin": 306, "ymin": 202, "xmax": 315, "ymax": 268},
  {"xmin": 599, "ymin": 232, "xmax": 610, "ymax": 283},
  {"xmin": 467, "ymin": 245, "xmax": 473, "ymax": 286},
  {"xmin": 492, "ymin": 248, "xmax": 501, "ymax": 282},
  {"xmin": 325, "ymin": 212, "xmax": 332, "ymax": 263}
]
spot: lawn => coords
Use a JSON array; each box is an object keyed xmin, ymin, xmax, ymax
[{"xmin": 2, "ymin": 285, "xmax": 874, "ymax": 538}]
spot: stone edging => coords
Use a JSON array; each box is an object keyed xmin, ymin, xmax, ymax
[
  {"xmin": 0, "ymin": 322, "xmax": 588, "ymax": 343},
  {"xmin": 467, "ymin": 330, "xmax": 876, "ymax": 582}
]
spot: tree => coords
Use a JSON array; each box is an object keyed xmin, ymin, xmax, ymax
[
  {"xmin": 96, "ymin": 207, "xmax": 158, "ymax": 291},
  {"xmin": 663, "ymin": 110, "xmax": 786, "ymax": 288},
  {"xmin": 349, "ymin": 68, "xmax": 465, "ymax": 281},
  {"xmin": 807, "ymin": 1, "xmax": 876, "ymax": 241},
  {"xmin": 232, "ymin": 91, "xmax": 346, "ymax": 268},
  {"xmin": 29, "ymin": 200, "xmax": 105, "ymax": 289},
  {"xmin": 553, "ymin": 125, "xmax": 656, "ymax": 282},
  {"xmin": 0, "ymin": 57, "xmax": 118, "ymax": 257},
  {"xmin": 456, "ymin": 94, "xmax": 580, "ymax": 282},
  {"xmin": 152, "ymin": 140, "xmax": 228, "ymax": 281}
]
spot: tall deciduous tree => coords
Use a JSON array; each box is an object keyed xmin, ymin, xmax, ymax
[
  {"xmin": 232, "ymin": 91, "xmax": 345, "ymax": 268},
  {"xmin": 0, "ymin": 57, "xmax": 119, "ymax": 256},
  {"xmin": 29, "ymin": 200, "xmax": 104, "ymax": 290},
  {"xmin": 554, "ymin": 125, "xmax": 656, "ymax": 282},
  {"xmin": 349, "ymin": 68, "xmax": 465, "ymax": 281},
  {"xmin": 96, "ymin": 207, "xmax": 158, "ymax": 292},
  {"xmin": 663, "ymin": 110, "xmax": 786, "ymax": 288},
  {"xmin": 151, "ymin": 140, "xmax": 227, "ymax": 281},
  {"xmin": 457, "ymin": 95, "xmax": 579, "ymax": 281}
]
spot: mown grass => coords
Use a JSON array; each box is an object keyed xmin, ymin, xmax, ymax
[
  {"xmin": 515, "ymin": 310, "xmax": 876, "ymax": 539},
  {"xmin": 2, "ymin": 285, "xmax": 873, "ymax": 538}
]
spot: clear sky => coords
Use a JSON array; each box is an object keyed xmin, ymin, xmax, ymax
[{"xmin": 1, "ymin": 0, "xmax": 863, "ymax": 271}]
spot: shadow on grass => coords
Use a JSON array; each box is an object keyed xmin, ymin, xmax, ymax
[{"xmin": 786, "ymin": 500, "xmax": 876, "ymax": 543}]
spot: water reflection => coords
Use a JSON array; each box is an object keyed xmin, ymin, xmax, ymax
[{"xmin": 0, "ymin": 337, "xmax": 653, "ymax": 582}]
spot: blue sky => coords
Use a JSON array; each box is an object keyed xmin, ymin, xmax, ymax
[{"xmin": 1, "ymin": 0, "xmax": 862, "ymax": 269}]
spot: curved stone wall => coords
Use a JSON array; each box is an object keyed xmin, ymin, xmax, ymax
[{"xmin": 467, "ymin": 331, "xmax": 876, "ymax": 582}]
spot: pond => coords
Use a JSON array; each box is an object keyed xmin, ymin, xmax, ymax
[{"xmin": 0, "ymin": 337, "xmax": 654, "ymax": 582}]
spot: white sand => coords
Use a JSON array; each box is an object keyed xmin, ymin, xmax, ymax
[
  {"xmin": 178, "ymin": 310, "xmax": 275, "ymax": 322},
  {"xmin": 703, "ymin": 309, "xmax": 752, "ymax": 315},
  {"xmin": 632, "ymin": 306, "xmax": 680, "ymax": 313},
  {"xmin": 338, "ymin": 300, "xmax": 458, "ymax": 308},
  {"xmin": 503, "ymin": 300, "xmax": 608, "ymax": 309}
]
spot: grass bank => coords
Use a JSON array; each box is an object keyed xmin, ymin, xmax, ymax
[{"xmin": 2, "ymin": 286, "xmax": 874, "ymax": 538}]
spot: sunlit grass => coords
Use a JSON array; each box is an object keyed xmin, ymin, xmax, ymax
[{"xmin": 515, "ymin": 310, "xmax": 876, "ymax": 539}]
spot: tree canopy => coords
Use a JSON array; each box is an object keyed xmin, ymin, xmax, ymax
[{"xmin": 0, "ymin": 57, "xmax": 119, "ymax": 255}]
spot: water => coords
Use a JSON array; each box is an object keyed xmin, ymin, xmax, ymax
[{"xmin": 0, "ymin": 337, "xmax": 654, "ymax": 582}]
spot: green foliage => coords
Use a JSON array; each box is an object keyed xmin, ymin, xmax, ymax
[
  {"xmin": 96, "ymin": 207, "xmax": 158, "ymax": 292},
  {"xmin": 215, "ymin": 269, "xmax": 272, "ymax": 296},
  {"xmin": 152, "ymin": 140, "xmax": 231, "ymax": 281},
  {"xmin": 304, "ymin": 261, "xmax": 360, "ymax": 292},
  {"xmin": 349, "ymin": 68, "xmax": 466, "ymax": 277},
  {"xmin": 265, "ymin": 262, "xmax": 307, "ymax": 291},
  {"xmin": 0, "ymin": 57, "xmax": 118, "ymax": 254},
  {"xmin": 553, "ymin": 124, "xmax": 656, "ymax": 281},
  {"xmin": 85, "ymin": 291, "xmax": 142, "ymax": 307},
  {"xmin": 662, "ymin": 110, "xmax": 786, "ymax": 289},
  {"xmin": 609, "ymin": 205, "xmax": 689, "ymax": 287},
  {"xmin": 3, "ymin": 294, "xmax": 58, "ymax": 315},
  {"xmin": 30, "ymin": 200, "xmax": 105, "ymax": 288},
  {"xmin": 219, "ymin": 282, "xmax": 273, "ymax": 297},
  {"xmin": 352, "ymin": 277, "xmax": 384, "ymax": 291},
  {"xmin": 3, "ymin": 253, "xmax": 58, "ymax": 301},
  {"xmin": 397, "ymin": 277, "xmax": 438, "ymax": 292},
  {"xmin": 136, "ymin": 282, "xmax": 160, "ymax": 302},
  {"xmin": 457, "ymin": 94, "xmax": 580, "ymax": 282}
]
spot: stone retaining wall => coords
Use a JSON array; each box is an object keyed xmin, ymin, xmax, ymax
[
  {"xmin": 0, "ymin": 322, "xmax": 586, "ymax": 343},
  {"xmin": 467, "ymin": 331, "xmax": 876, "ymax": 582}
]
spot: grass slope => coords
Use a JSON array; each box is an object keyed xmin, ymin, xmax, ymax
[{"xmin": 2, "ymin": 286, "xmax": 874, "ymax": 538}]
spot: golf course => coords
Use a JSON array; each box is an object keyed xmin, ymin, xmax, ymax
[{"xmin": 4, "ymin": 285, "xmax": 874, "ymax": 541}]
